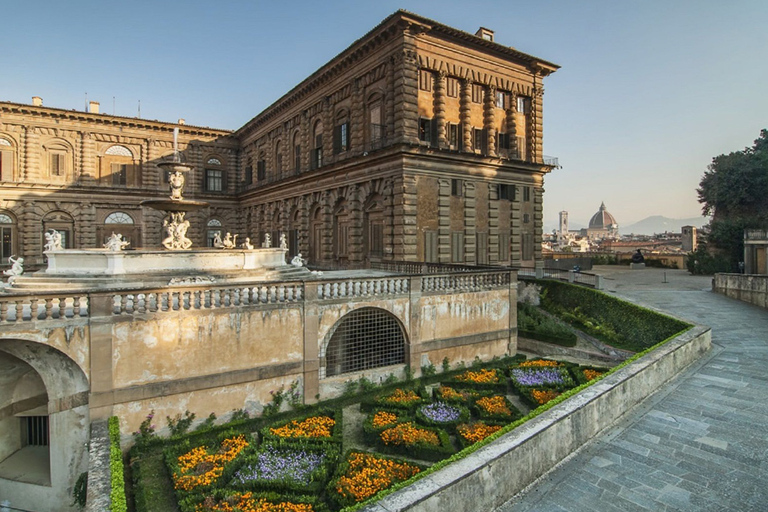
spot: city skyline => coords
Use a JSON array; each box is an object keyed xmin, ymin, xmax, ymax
[{"xmin": 2, "ymin": 0, "xmax": 765, "ymax": 227}]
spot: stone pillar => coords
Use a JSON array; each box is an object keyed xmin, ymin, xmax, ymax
[
  {"xmin": 460, "ymin": 79, "xmax": 473, "ymax": 152},
  {"xmin": 508, "ymin": 270, "xmax": 518, "ymax": 354},
  {"xmin": 464, "ymin": 182, "xmax": 476, "ymax": 264},
  {"xmin": 298, "ymin": 197, "xmax": 309, "ymax": 255},
  {"xmin": 24, "ymin": 127, "xmax": 39, "ymax": 181},
  {"xmin": 488, "ymin": 183, "xmax": 500, "ymax": 264},
  {"xmin": 533, "ymin": 186, "xmax": 544, "ymax": 262},
  {"xmin": 437, "ymin": 179, "xmax": 451, "ymax": 263},
  {"xmin": 400, "ymin": 175, "xmax": 418, "ymax": 261},
  {"xmin": 433, "ymin": 71, "xmax": 448, "ymax": 148},
  {"xmin": 302, "ymin": 284, "xmax": 320, "ymax": 404},
  {"xmin": 80, "ymin": 132, "xmax": 95, "ymax": 183},
  {"xmin": 321, "ymin": 193, "xmax": 333, "ymax": 262},
  {"xmin": 351, "ymin": 79, "xmax": 365, "ymax": 153},
  {"xmin": 78, "ymin": 203, "xmax": 97, "ymax": 249},
  {"xmin": 408, "ymin": 275, "xmax": 423, "ymax": 373},
  {"xmin": 322, "ymin": 99, "xmax": 332, "ymax": 167},
  {"xmin": 385, "ymin": 61, "xmax": 395, "ymax": 146},
  {"xmin": 382, "ymin": 179, "xmax": 395, "ymax": 260},
  {"xmin": 145, "ymin": 139, "xmax": 159, "ymax": 191},
  {"xmin": 20, "ymin": 201, "xmax": 38, "ymax": 263},
  {"xmin": 531, "ymin": 77, "xmax": 544, "ymax": 164},
  {"xmin": 392, "ymin": 43, "xmax": 420, "ymax": 144},
  {"xmin": 87, "ymin": 293, "xmax": 118, "ymax": 420},
  {"xmin": 301, "ymin": 111, "xmax": 310, "ymax": 172},
  {"xmin": 348, "ymin": 184, "xmax": 364, "ymax": 265},
  {"xmin": 484, "ymin": 85, "xmax": 497, "ymax": 157},
  {"xmin": 508, "ymin": 93, "xmax": 519, "ymax": 159}
]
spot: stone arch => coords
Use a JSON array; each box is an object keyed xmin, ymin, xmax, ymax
[
  {"xmin": 321, "ymin": 307, "xmax": 408, "ymax": 378},
  {"xmin": 0, "ymin": 133, "xmax": 19, "ymax": 182},
  {"xmin": 42, "ymin": 210, "xmax": 76, "ymax": 249},
  {"xmin": 42, "ymin": 138, "xmax": 74, "ymax": 180},
  {"xmin": 0, "ymin": 209, "xmax": 18, "ymax": 263},
  {"xmin": 0, "ymin": 338, "xmax": 89, "ymax": 511}
]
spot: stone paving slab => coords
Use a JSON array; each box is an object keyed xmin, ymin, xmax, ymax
[{"xmin": 497, "ymin": 268, "xmax": 768, "ymax": 512}]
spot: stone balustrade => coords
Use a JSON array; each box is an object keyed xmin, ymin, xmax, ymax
[
  {"xmin": 421, "ymin": 271, "xmax": 511, "ymax": 293},
  {"xmin": 316, "ymin": 277, "xmax": 410, "ymax": 300},
  {"xmin": 0, "ymin": 294, "xmax": 89, "ymax": 322}
]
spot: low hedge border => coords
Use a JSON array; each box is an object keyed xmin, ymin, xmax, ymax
[
  {"xmin": 414, "ymin": 402, "xmax": 471, "ymax": 433},
  {"xmin": 432, "ymin": 384, "xmax": 483, "ymax": 405},
  {"xmin": 184, "ymin": 489, "xmax": 331, "ymax": 512},
  {"xmin": 360, "ymin": 385, "xmax": 430, "ymax": 413},
  {"xmin": 472, "ymin": 395, "xmax": 523, "ymax": 423},
  {"xmin": 362, "ymin": 409, "xmax": 411, "ymax": 446},
  {"xmin": 570, "ymin": 365, "xmax": 610, "ymax": 386},
  {"xmin": 374, "ymin": 422, "xmax": 455, "ymax": 462},
  {"xmin": 447, "ymin": 368, "xmax": 509, "ymax": 392},
  {"xmin": 108, "ymin": 416, "xmax": 128, "ymax": 512},
  {"xmin": 260, "ymin": 408, "xmax": 343, "ymax": 446}
]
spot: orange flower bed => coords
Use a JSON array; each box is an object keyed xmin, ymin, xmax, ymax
[
  {"xmin": 454, "ymin": 368, "xmax": 500, "ymax": 384},
  {"xmin": 380, "ymin": 422, "xmax": 439, "ymax": 446},
  {"xmin": 436, "ymin": 386, "xmax": 478, "ymax": 401},
  {"xmin": 269, "ymin": 416, "xmax": 335, "ymax": 439},
  {"xmin": 379, "ymin": 389, "xmax": 422, "ymax": 406},
  {"xmin": 475, "ymin": 396, "xmax": 512, "ymax": 416},
  {"xmin": 457, "ymin": 422, "xmax": 502, "ymax": 444},
  {"xmin": 371, "ymin": 411, "xmax": 399, "ymax": 429},
  {"xmin": 531, "ymin": 389, "xmax": 561, "ymax": 405},
  {"xmin": 583, "ymin": 369, "xmax": 603, "ymax": 381},
  {"xmin": 518, "ymin": 359, "xmax": 562, "ymax": 368},
  {"xmin": 198, "ymin": 492, "xmax": 315, "ymax": 512},
  {"xmin": 334, "ymin": 452, "xmax": 420, "ymax": 503},
  {"xmin": 174, "ymin": 435, "xmax": 249, "ymax": 491}
]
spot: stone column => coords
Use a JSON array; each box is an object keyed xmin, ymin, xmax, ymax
[
  {"xmin": 437, "ymin": 179, "xmax": 451, "ymax": 263},
  {"xmin": 484, "ymin": 85, "xmax": 497, "ymax": 157},
  {"xmin": 460, "ymin": 79, "xmax": 473, "ymax": 152},
  {"xmin": 433, "ymin": 71, "xmax": 447, "ymax": 148},
  {"xmin": 391, "ymin": 44, "xmax": 420, "ymax": 144},
  {"xmin": 463, "ymin": 182, "xmax": 476, "ymax": 264}
]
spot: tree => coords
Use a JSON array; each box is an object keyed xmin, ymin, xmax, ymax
[{"xmin": 696, "ymin": 129, "xmax": 768, "ymax": 271}]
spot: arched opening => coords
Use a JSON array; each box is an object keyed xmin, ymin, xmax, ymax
[
  {"xmin": 0, "ymin": 136, "xmax": 17, "ymax": 182},
  {"xmin": 363, "ymin": 195, "xmax": 384, "ymax": 262},
  {"xmin": 101, "ymin": 144, "xmax": 138, "ymax": 187},
  {"xmin": 98, "ymin": 210, "xmax": 140, "ymax": 247},
  {"xmin": 42, "ymin": 211, "xmax": 75, "ymax": 249},
  {"xmin": 0, "ymin": 212, "xmax": 17, "ymax": 265},
  {"xmin": 206, "ymin": 218, "xmax": 223, "ymax": 247},
  {"xmin": 274, "ymin": 140, "xmax": 283, "ymax": 179},
  {"xmin": 43, "ymin": 140, "xmax": 73, "ymax": 181},
  {"xmin": 204, "ymin": 156, "xmax": 226, "ymax": 193},
  {"xmin": 309, "ymin": 205, "xmax": 324, "ymax": 264},
  {"xmin": 324, "ymin": 307, "xmax": 407, "ymax": 377},
  {"xmin": 292, "ymin": 131, "xmax": 301, "ymax": 173},
  {"xmin": 311, "ymin": 120, "xmax": 323, "ymax": 169},
  {"xmin": 366, "ymin": 92, "xmax": 384, "ymax": 150},
  {"xmin": 333, "ymin": 200, "xmax": 350, "ymax": 263}
]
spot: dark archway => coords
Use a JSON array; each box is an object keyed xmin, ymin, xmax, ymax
[{"xmin": 324, "ymin": 307, "xmax": 406, "ymax": 377}]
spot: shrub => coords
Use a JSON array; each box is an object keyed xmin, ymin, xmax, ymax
[
  {"xmin": 167, "ymin": 411, "xmax": 196, "ymax": 437},
  {"xmin": 189, "ymin": 490, "xmax": 330, "ymax": 512},
  {"xmin": 537, "ymin": 280, "xmax": 691, "ymax": 352},
  {"xmin": 108, "ymin": 416, "xmax": 128, "ymax": 512},
  {"xmin": 456, "ymin": 422, "xmax": 503, "ymax": 448},
  {"xmin": 362, "ymin": 409, "xmax": 410, "ymax": 445},
  {"xmin": 571, "ymin": 365, "xmax": 609, "ymax": 385},
  {"xmin": 72, "ymin": 471, "xmax": 87, "ymax": 508},
  {"xmin": 517, "ymin": 302, "xmax": 578, "ymax": 347},
  {"xmin": 448, "ymin": 368, "xmax": 508, "ymax": 392},
  {"xmin": 132, "ymin": 410, "xmax": 157, "ymax": 446}
]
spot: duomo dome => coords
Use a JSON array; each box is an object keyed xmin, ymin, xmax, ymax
[{"xmin": 589, "ymin": 202, "xmax": 618, "ymax": 230}]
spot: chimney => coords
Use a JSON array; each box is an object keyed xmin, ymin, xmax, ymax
[
  {"xmin": 32, "ymin": 96, "xmax": 43, "ymax": 106},
  {"xmin": 475, "ymin": 27, "xmax": 494, "ymax": 42},
  {"xmin": 89, "ymin": 101, "xmax": 100, "ymax": 114},
  {"xmin": 178, "ymin": 118, "xmax": 186, "ymax": 125}
]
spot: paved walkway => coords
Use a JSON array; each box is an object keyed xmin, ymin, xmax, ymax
[{"xmin": 497, "ymin": 267, "xmax": 768, "ymax": 512}]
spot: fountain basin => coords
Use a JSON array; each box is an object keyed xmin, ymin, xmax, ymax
[{"xmin": 44, "ymin": 248, "xmax": 288, "ymax": 276}]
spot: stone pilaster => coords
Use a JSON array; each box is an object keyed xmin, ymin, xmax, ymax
[
  {"xmin": 348, "ymin": 184, "xmax": 363, "ymax": 264},
  {"xmin": 391, "ymin": 44, "xmax": 420, "ymax": 144},
  {"xmin": 21, "ymin": 201, "xmax": 38, "ymax": 262},
  {"xmin": 301, "ymin": 111, "xmax": 310, "ymax": 172},
  {"xmin": 24, "ymin": 127, "xmax": 39, "ymax": 181},
  {"xmin": 507, "ymin": 97, "xmax": 518, "ymax": 159},
  {"xmin": 533, "ymin": 186, "xmax": 544, "ymax": 262},
  {"xmin": 145, "ymin": 139, "xmax": 159, "ymax": 191},
  {"xmin": 321, "ymin": 193, "xmax": 333, "ymax": 263},
  {"xmin": 80, "ymin": 132, "xmax": 95, "ymax": 183},
  {"xmin": 463, "ymin": 182, "xmax": 476, "ymax": 264},
  {"xmin": 532, "ymin": 77, "xmax": 544, "ymax": 164},
  {"xmin": 437, "ymin": 179, "xmax": 451, "ymax": 263},
  {"xmin": 488, "ymin": 183, "xmax": 500, "ymax": 264},
  {"xmin": 78, "ymin": 203, "xmax": 97, "ymax": 249},
  {"xmin": 350, "ymin": 79, "xmax": 365, "ymax": 153},
  {"xmin": 433, "ymin": 71, "xmax": 447, "ymax": 148},
  {"xmin": 382, "ymin": 178, "xmax": 394, "ymax": 260},
  {"xmin": 385, "ymin": 61, "xmax": 395, "ymax": 146},
  {"xmin": 298, "ymin": 197, "xmax": 309, "ymax": 255},
  {"xmin": 322, "ymin": 99, "xmax": 332, "ymax": 167},
  {"xmin": 400, "ymin": 175, "xmax": 418, "ymax": 261},
  {"xmin": 484, "ymin": 85, "xmax": 497, "ymax": 157},
  {"xmin": 188, "ymin": 143, "xmax": 203, "ymax": 194},
  {"xmin": 302, "ymin": 284, "xmax": 320, "ymax": 404},
  {"xmin": 460, "ymin": 79, "xmax": 473, "ymax": 152}
]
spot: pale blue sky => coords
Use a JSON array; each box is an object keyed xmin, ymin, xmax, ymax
[{"xmin": 2, "ymin": 0, "xmax": 766, "ymax": 227}]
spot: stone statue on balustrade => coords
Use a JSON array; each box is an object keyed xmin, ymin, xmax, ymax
[
  {"xmin": 213, "ymin": 232, "xmax": 224, "ymax": 248},
  {"xmin": 262, "ymin": 233, "xmax": 272, "ymax": 248},
  {"xmin": 242, "ymin": 237, "xmax": 254, "ymax": 250},
  {"xmin": 44, "ymin": 229, "xmax": 63, "ymax": 252},
  {"xmin": 103, "ymin": 232, "xmax": 130, "ymax": 252},
  {"xmin": 279, "ymin": 233, "xmax": 288, "ymax": 250},
  {"xmin": 222, "ymin": 232, "xmax": 238, "ymax": 249}
]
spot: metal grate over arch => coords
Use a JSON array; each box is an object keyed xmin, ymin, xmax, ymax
[{"xmin": 325, "ymin": 307, "xmax": 406, "ymax": 377}]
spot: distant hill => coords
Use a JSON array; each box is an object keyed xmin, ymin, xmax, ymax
[{"xmin": 621, "ymin": 216, "xmax": 709, "ymax": 235}]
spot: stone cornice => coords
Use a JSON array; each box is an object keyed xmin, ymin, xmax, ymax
[{"xmin": 0, "ymin": 102, "xmax": 234, "ymax": 139}]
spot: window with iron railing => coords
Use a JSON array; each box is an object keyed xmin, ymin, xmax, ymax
[{"xmin": 369, "ymin": 124, "xmax": 385, "ymax": 150}]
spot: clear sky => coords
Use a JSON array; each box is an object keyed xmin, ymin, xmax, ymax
[{"xmin": 3, "ymin": 0, "xmax": 766, "ymax": 228}]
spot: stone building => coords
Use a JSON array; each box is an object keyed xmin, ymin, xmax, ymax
[{"xmin": 0, "ymin": 10, "xmax": 559, "ymax": 270}]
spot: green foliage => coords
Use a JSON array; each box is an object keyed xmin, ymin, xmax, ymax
[
  {"xmin": 697, "ymin": 129, "xmax": 768, "ymax": 268},
  {"xmin": 130, "ymin": 451, "xmax": 178, "ymax": 512},
  {"xmin": 537, "ymin": 280, "xmax": 691, "ymax": 352},
  {"xmin": 357, "ymin": 376, "xmax": 377, "ymax": 393},
  {"xmin": 194, "ymin": 413, "xmax": 217, "ymax": 432},
  {"xmin": 263, "ymin": 387, "xmax": 287, "ymax": 416},
  {"xmin": 287, "ymin": 380, "xmax": 304, "ymax": 409},
  {"xmin": 383, "ymin": 373, "xmax": 398, "ymax": 385},
  {"xmin": 167, "ymin": 410, "xmax": 196, "ymax": 437},
  {"xmin": 404, "ymin": 365, "xmax": 414, "ymax": 381},
  {"xmin": 517, "ymin": 302, "xmax": 578, "ymax": 346},
  {"xmin": 72, "ymin": 471, "xmax": 88, "ymax": 508},
  {"xmin": 230, "ymin": 408, "xmax": 250, "ymax": 422},
  {"xmin": 420, "ymin": 362, "xmax": 437, "ymax": 377},
  {"xmin": 591, "ymin": 253, "xmax": 618, "ymax": 265},
  {"xmin": 686, "ymin": 244, "xmax": 731, "ymax": 275},
  {"xmin": 441, "ymin": 357, "xmax": 451, "ymax": 373},
  {"xmin": 108, "ymin": 416, "xmax": 128, "ymax": 512},
  {"xmin": 132, "ymin": 410, "xmax": 157, "ymax": 446}
]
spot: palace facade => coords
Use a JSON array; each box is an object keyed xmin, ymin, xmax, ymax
[{"xmin": 0, "ymin": 10, "xmax": 558, "ymax": 269}]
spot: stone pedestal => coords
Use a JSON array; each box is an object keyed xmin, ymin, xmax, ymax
[{"xmin": 630, "ymin": 262, "xmax": 646, "ymax": 270}]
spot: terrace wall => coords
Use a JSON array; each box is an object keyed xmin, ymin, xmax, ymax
[{"xmin": 713, "ymin": 273, "xmax": 768, "ymax": 310}]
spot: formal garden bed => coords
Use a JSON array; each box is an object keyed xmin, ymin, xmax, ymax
[{"xmin": 124, "ymin": 281, "xmax": 693, "ymax": 512}]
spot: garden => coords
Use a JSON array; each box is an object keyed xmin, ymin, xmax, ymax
[{"xmin": 119, "ymin": 280, "xmax": 691, "ymax": 512}]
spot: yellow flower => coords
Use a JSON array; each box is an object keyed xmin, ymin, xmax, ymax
[
  {"xmin": 269, "ymin": 416, "xmax": 335, "ymax": 439},
  {"xmin": 335, "ymin": 452, "xmax": 420, "ymax": 503}
]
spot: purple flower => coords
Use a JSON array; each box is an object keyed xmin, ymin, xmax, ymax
[
  {"xmin": 419, "ymin": 402, "xmax": 461, "ymax": 423},
  {"xmin": 511, "ymin": 368, "xmax": 567, "ymax": 386},
  {"xmin": 235, "ymin": 446, "xmax": 325, "ymax": 485}
]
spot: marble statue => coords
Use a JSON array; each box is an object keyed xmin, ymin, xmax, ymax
[
  {"xmin": 279, "ymin": 233, "xmax": 288, "ymax": 250},
  {"xmin": 169, "ymin": 170, "xmax": 185, "ymax": 201},
  {"xmin": 290, "ymin": 253, "xmax": 305, "ymax": 267},
  {"xmin": 222, "ymin": 232, "xmax": 238, "ymax": 249},
  {"xmin": 212, "ymin": 232, "xmax": 224, "ymax": 248},
  {"xmin": 162, "ymin": 212, "xmax": 193, "ymax": 250},
  {"xmin": 44, "ymin": 229, "xmax": 63, "ymax": 252},
  {"xmin": 3, "ymin": 256, "xmax": 24, "ymax": 284},
  {"xmin": 103, "ymin": 232, "xmax": 130, "ymax": 252},
  {"xmin": 262, "ymin": 233, "xmax": 272, "ymax": 248},
  {"xmin": 242, "ymin": 237, "xmax": 254, "ymax": 250}
]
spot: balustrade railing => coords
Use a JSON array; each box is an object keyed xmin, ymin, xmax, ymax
[
  {"xmin": 316, "ymin": 277, "xmax": 410, "ymax": 300},
  {"xmin": 112, "ymin": 282, "xmax": 304, "ymax": 315},
  {"xmin": 0, "ymin": 295, "xmax": 89, "ymax": 322},
  {"xmin": 421, "ymin": 271, "xmax": 510, "ymax": 293}
]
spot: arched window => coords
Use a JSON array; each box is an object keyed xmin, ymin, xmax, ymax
[
  {"xmin": 366, "ymin": 94, "xmax": 384, "ymax": 150},
  {"xmin": 325, "ymin": 307, "xmax": 406, "ymax": 377},
  {"xmin": 0, "ymin": 137, "xmax": 16, "ymax": 182},
  {"xmin": 292, "ymin": 131, "xmax": 301, "ymax": 173},
  {"xmin": 310, "ymin": 206, "xmax": 324, "ymax": 263},
  {"xmin": 44, "ymin": 141, "xmax": 72, "ymax": 180},
  {"xmin": 206, "ymin": 218, "xmax": 222, "ymax": 247},
  {"xmin": 333, "ymin": 201, "xmax": 350, "ymax": 261},
  {"xmin": 105, "ymin": 211, "xmax": 134, "ymax": 224},
  {"xmin": 363, "ymin": 196, "xmax": 384, "ymax": 260},
  {"xmin": 0, "ymin": 212, "xmax": 15, "ymax": 262},
  {"xmin": 257, "ymin": 151, "xmax": 266, "ymax": 181},
  {"xmin": 204, "ymin": 156, "xmax": 226, "ymax": 193},
  {"xmin": 333, "ymin": 109, "xmax": 349, "ymax": 154},
  {"xmin": 98, "ymin": 211, "xmax": 140, "ymax": 247},
  {"xmin": 274, "ymin": 141, "xmax": 283, "ymax": 177},
  {"xmin": 102, "ymin": 145, "xmax": 137, "ymax": 187},
  {"xmin": 311, "ymin": 120, "xmax": 323, "ymax": 170},
  {"xmin": 43, "ymin": 211, "xmax": 75, "ymax": 249}
]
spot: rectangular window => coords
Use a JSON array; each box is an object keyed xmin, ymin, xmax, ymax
[
  {"xmin": 516, "ymin": 136, "xmax": 527, "ymax": 160},
  {"xmin": 312, "ymin": 135, "xmax": 323, "ymax": 169},
  {"xmin": 50, "ymin": 153, "xmax": 65, "ymax": 176},
  {"xmin": 1, "ymin": 226, "xmax": 13, "ymax": 261},
  {"xmin": 275, "ymin": 152, "xmax": 283, "ymax": 173},
  {"xmin": 472, "ymin": 84, "xmax": 484, "ymax": 103},
  {"xmin": 419, "ymin": 118, "xmax": 433, "ymax": 145},
  {"xmin": 370, "ymin": 222, "xmax": 384, "ymax": 257},
  {"xmin": 0, "ymin": 150, "xmax": 12, "ymax": 181},
  {"xmin": 206, "ymin": 169, "xmax": 223, "ymax": 191},
  {"xmin": 497, "ymin": 132, "xmax": 510, "ymax": 150},
  {"xmin": 294, "ymin": 145, "xmax": 301, "ymax": 172},
  {"xmin": 333, "ymin": 122, "xmax": 349, "ymax": 154},
  {"xmin": 477, "ymin": 232, "xmax": 488, "ymax": 265},
  {"xmin": 474, "ymin": 128, "xmax": 486, "ymax": 154},
  {"xmin": 517, "ymin": 96, "xmax": 531, "ymax": 114},
  {"xmin": 451, "ymin": 178, "xmax": 462, "ymax": 197},
  {"xmin": 498, "ymin": 184, "xmax": 515, "ymax": 201},
  {"xmin": 451, "ymin": 231, "xmax": 465, "ymax": 263},
  {"xmin": 498, "ymin": 231, "xmax": 510, "ymax": 261},
  {"xmin": 111, "ymin": 163, "xmax": 127, "ymax": 186},
  {"xmin": 336, "ymin": 223, "xmax": 349, "ymax": 257},
  {"xmin": 496, "ymin": 91, "xmax": 508, "ymax": 109},
  {"xmin": 419, "ymin": 70, "xmax": 433, "ymax": 91},
  {"xmin": 424, "ymin": 231, "xmax": 438, "ymax": 263},
  {"xmin": 522, "ymin": 233, "xmax": 534, "ymax": 261},
  {"xmin": 523, "ymin": 186, "xmax": 531, "ymax": 202},
  {"xmin": 245, "ymin": 165, "xmax": 253, "ymax": 185},
  {"xmin": 22, "ymin": 416, "xmax": 49, "ymax": 447},
  {"xmin": 257, "ymin": 160, "xmax": 266, "ymax": 181},
  {"xmin": 446, "ymin": 78, "xmax": 459, "ymax": 98}
]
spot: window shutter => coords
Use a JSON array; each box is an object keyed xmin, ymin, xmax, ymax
[
  {"xmin": 482, "ymin": 129, "xmax": 488, "ymax": 154},
  {"xmin": 222, "ymin": 170, "xmax": 228, "ymax": 192},
  {"xmin": 430, "ymin": 119, "xmax": 437, "ymax": 147},
  {"xmin": 333, "ymin": 125, "xmax": 341, "ymax": 154}
]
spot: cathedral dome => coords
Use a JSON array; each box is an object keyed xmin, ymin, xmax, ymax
[{"xmin": 589, "ymin": 202, "xmax": 617, "ymax": 229}]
